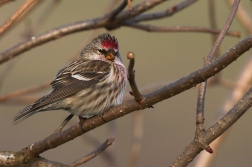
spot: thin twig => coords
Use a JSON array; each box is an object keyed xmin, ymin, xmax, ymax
[
  {"xmin": 107, "ymin": 0, "xmax": 128, "ymax": 21},
  {"xmin": 83, "ymin": 134, "xmax": 117, "ymax": 167},
  {"xmin": 68, "ymin": 138, "xmax": 115, "ymax": 167},
  {"xmin": 127, "ymin": 52, "xmax": 143, "ymax": 103},
  {"xmin": 127, "ymin": 0, "xmax": 132, "ymax": 11},
  {"xmin": 116, "ymin": 0, "xmax": 168, "ymax": 22},
  {"xmin": 132, "ymin": 0, "xmax": 198, "ymax": 22},
  {"xmin": 207, "ymin": 0, "xmax": 240, "ymax": 61},
  {"xmin": 0, "ymin": 60, "xmax": 17, "ymax": 89},
  {"xmin": 225, "ymin": 0, "xmax": 252, "ymax": 34},
  {"xmin": 128, "ymin": 110, "xmax": 143, "ymax": 167},
  {"xmin": 0, "ymin": 0, "xmax": 13, "ymax": 7},
  {"xmin": 0, "ymin": 1, "xmax": 41, "ymax": 89},
  {"xmin": 194, "ymin": 0, "xmax": 240, "ymax": 153},
  {"xmin": 0, "ymin": 82, "xmax": 50, "ymax": 103},
  {"xmin": 0, "ymin": 0, "xmax": 36, "ymax": 36},
  {"xmin": 1, "ymin": 0, "xmax": 42, "ymax": 39},
  {"xmin": 207, "ymin": 0, "xmax": 222, "ymax": 86},
  {"xmin": 23, "ymin": 0, "xmax": 61, "ymax": 38},
  {"xmin": 124, "ymin": 22, "xmax": 240, "ymax": 37},
  {"xmin": 208, "ymin": 0, "xmax": 219, "ymax": 51}
]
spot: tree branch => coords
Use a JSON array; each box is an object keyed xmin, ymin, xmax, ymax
[
  {"xmin": 128, "ymin": 111, "xmax": 143, "ymax": 167},
  {"xmin": 194, "ymin": 0, "xmax": 240, "ymax": 153},
  {"xmin": 123, "ymin": 22, "xmax": 240, "ymax": 37},
  {"xmin": 116, "ymin": 0, "xmax": 168, "ymax": 22},
  {"xmin": 132, "ymin": 0, "xmax": 198, "ymax": 22},
  {"xmin": 225, "ymin": 0, "xmax": 252, "ymax": 34},
  {"xmin": 0, "ymin": 82, "xmax": 50, "ymax": 103},
  {"xmin": 106, "ymin": 0, "xmax": 128, "ymax": 21},
  {"xmin": 68, "ymin": 138, "xmax": 114, "ymax": 167},
  {"xmin": 127, "ymin": 52, "xmax": 143, "ymax": 102},
  {"xmin": 127, "ymin": 0, "xmax": 132, "ymax": 11},
  {"xmin": 194, "ymin": 55, "xmax": 252, "ymax": 167},
  {"xmin": 170, "ymin": 85, "xmax": 252, "ymax": 167},
  {"xmin": 0, "ymin": 0, "xmax": 36, "ymax": 36}
]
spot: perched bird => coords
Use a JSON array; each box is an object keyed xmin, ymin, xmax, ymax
[{"xmin": 14, "ymin": 33, "xmax": 127, "ymax": 125}]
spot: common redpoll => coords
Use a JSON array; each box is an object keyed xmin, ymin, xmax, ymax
[{"xmin": 14, "ymin": 33, "xmax": 127, "ymax": 125}]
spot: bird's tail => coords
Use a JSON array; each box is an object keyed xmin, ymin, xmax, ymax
[{"xmin": 13, "ymin": 104, "xmax": 39, "ymax": 125}]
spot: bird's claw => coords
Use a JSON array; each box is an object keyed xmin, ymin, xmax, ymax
[
  {"xmin": 99, "ymin": 114, "xmax": 107, "ymax": 123},
  {"xmin": 79, "ymin": 116, "xmax": 86, "ymax": 132}
]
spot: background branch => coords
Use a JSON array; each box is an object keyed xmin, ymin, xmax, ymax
[
  {"xmin": 132, "ymin": 0, "xmax": 198, "ymax": 22},
  {"xmin": 124, "ymin": 22, "xmax": 240, "ymax": 37},
  {"xmin": 171, "ymin": 85, "xmax": 252, "ymax": 166},
  {"xmin": 194, "ymin": 0, "xmax": 240, "ymax": 152},
  {"xmin": 68, "ymin": 138, "xmax": 114, "ymax": 167},
  {"xmin": 0, "ymin": 0, "xmax": 36, "ymax": 36},
  {"xmin": 194, "ymin": 55, "xmax": 252, "ymax": 167}
]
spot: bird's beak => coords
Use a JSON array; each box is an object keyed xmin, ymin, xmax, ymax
[{"xmin": 105, "ymin": 52, "xmax": 115, "ymax": 61}]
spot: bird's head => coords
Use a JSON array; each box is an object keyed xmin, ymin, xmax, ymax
[{"xmin": 80, "ymin": 33, "xmax": 123, "ymax": 64}]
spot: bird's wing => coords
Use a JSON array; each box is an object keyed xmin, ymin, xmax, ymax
[{"xmin": 13, "ymin": 60, "xmax": 111, "ymax": 124}]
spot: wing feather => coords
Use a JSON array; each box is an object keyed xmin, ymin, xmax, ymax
[{"xmin": 13, "ymin": 60, "xmax": 111, "ymax": 124}]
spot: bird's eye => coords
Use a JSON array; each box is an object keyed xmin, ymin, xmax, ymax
[{"xmin": 98, "ymin": 49, "xmax": 107, "ymax": 55}]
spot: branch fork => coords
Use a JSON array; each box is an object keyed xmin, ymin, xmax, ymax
[{"xmin": 194, "ymin": 136, "xmax": 213, "ymax": 154}]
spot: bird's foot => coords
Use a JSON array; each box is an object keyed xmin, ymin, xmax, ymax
[
  {"xmin": 99, "ymin": 114, "xmax": 107, "ymax": 123},
  {"xmin": 79, "ymin": 116, "xmax": 87, "ymax": 132}
]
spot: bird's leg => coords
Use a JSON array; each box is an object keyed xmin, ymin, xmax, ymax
[
  {"xmin": 54, "ymin": 114, "xmax": 74, "ymax": 133},
  {"xmin": 78, "ymin": 116, "xmax": 87, "ymax": 132}
]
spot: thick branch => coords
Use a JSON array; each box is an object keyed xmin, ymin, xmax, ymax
[{"xmin": 0, "ymin": 151, "xmax": 68, "ymax": 167}]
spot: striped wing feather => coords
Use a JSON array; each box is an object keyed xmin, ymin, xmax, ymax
[{"xmin": 13, "ymin": 60, "xmax": 111, "ymax": 124}]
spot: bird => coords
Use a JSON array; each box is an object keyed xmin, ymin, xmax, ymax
[{"xmin": 13, "ymin": 33, "xmax": 127, "ymax": 125}]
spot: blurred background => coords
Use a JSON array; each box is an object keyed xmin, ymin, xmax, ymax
[{"xmin": 0, "ymin": 0, "xmax": 252, "ymax": 167}]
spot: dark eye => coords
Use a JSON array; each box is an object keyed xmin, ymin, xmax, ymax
[{"xmin": 98, "ymin": 49, "xmax": 107, "ymax": 55}]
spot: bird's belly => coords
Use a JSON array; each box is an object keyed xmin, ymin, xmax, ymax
[{"xmin": 61, "ymin": 80, "xmax": 126, "ymax": 118}]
